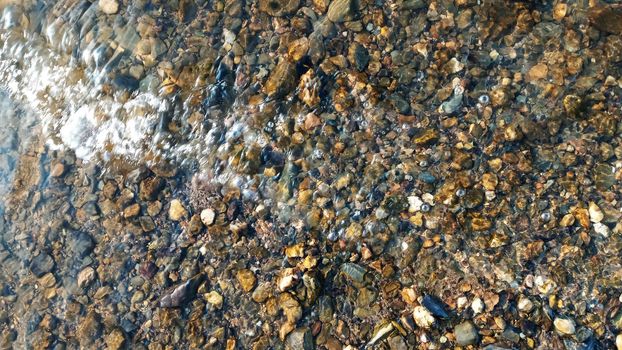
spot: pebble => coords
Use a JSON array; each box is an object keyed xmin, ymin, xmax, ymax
[
  {"xmin": 200, "ymin": 208, "xmax": 216, "ymax": 226},
  {"xmin": 553, "ymin": 317, "xmax": 576, "ymax": 335},
  {"xmin": 471, "ymin": 297, "xmax": 484, "ymax": 315},
  {"xmin": 408, "ymin": 196, "xmax": 422, "ymax": 213},
  {"xmin": 105, "ymin": 329, "xmax": 126, "ymax": 350},
  {"xmin": 50, "ymin": 162, "xmax": 65, "ymax": 177},
  {"xmin": 169, "ymin": 199, "xmax": 188, "ymax": 221},
  {"xmin": 285, "ymin": 327, "xmax": 313, "ymax": 350},
  {"xmin": 412, "ymin": 306, "xmax": 435, "ymax": 328},
  {"xmin": 99, "ymin": 0, "xmax": 119, "ymax": 14},
  {"xmin": 259, "ymin": 0, "xmax": 300, "ymax": 17},
  {"xmin": 517, "ymin": 296, "xmax": 534, "ymax": 312},
  {"xmin": 123, "ymin": 203, "xmax": 141, "ymax": 219},
  {"xmin": 30, "ymin": 253, "xmax": 54, "ymax": 277},
  {"xmin": 454, "ymin": 321, "xmax": 479, "ymax": 346},
  {"xmin": 589, "ymin": 202, "xmax": 604, "ymax": 223},
  {"xmin": 264, "ymin": 60, "xmax": 297, "ymax": 97},
  {"xmin": 422, "ymin": 295, "xmax": 449, "ymax": 318},
  {"xmin": 160, "ymin": 274, "xmax": 205, "ymax": 308},
  {"xmin": 327, "ymin": 0, "xmax": 357, "ymax": 22},
  {"xmin": 205, "ymin": 291, "xmax": 224, "ymax": 309},
  {"xmin": 236, "ymin": 269, "xmax": 257, "ymax": 292},
  {"xmin": 77, "ymin": 266, "xmax": 96, "ymax": 288}
]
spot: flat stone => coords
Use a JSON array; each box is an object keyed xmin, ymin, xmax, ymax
[
  {"xmin": 30, "ymin": 253, "xmax": 54, "ymax": 277},
  {"xmin": 264, "ymin": 60, "xmax": 297, "ymax": 97},
  {"xmin": 413, "ymin": 129, "xmax": 439, "ymax": 146},
  {"xmin": 236, "ymin": 269, "xmax": 257, "ymax": 292},
  {"xmin": 527, "ymin": 63, "xmax": 548, "ymax": 81},
  {"xmin": 77, "ymin": 266, "xmax": 96, "ymax": 288},
  {"xmin": 553, "ymin": 317, "xmax": 575, "ymax": 335},
  {"xmin": 139, "ymin": 216, "xmax": 156, "ymax": 232},
  {"xmin": 327, "ymin": 0, "xmax": 357, "ymax": 22},
  {"xmin": 123, "ymin": 203, "xmax": 141, "ymax": 219},
  {"xmin": 205, "ymin": 291, "xmax": 224, "ymax": 309},
  {"xmin": 455, "ymin": 321, "xmax": 479, "ymax": 346},
  {"xmin": 285, "ymin": 327, "xmax": 313, "ymax": 350},
  {"xmin": 169, "ymin": 199, "xmax": 188, "ymax": 221},
  {"xmin": 589, "ymin": 202, "xmax": 604, "ymax": 223},
  {"xmin": 50, "ymin": 162, "xmax": 65, "ymax": 177},
  {"xmin": 76, "ymin": 311, "xmax": 102, "ymax": 347},
  {"xmin": 348, "ymin": 43, "xmax": 369, "ymax": 71},
  {"xmin": 139, "ymin": 177, "xmax": 165, "ymax": 201},
  {"xmin": 104, "ymin": 329, "xmax": 126, "ymax": 350}
]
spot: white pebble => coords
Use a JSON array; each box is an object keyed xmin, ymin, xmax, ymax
[
  {"xmin": 593, "ymin": 222, "xmax": 609, "ymax": 237},
  {"xmin": 457, "ymin": 296, "xmax": 468, "ymax": 309},
  {"xmin": 471, "ymin": 297, "xmax": 484, "ymax": 315},
  {"xmin": 421, "ymin": 193, "xmax": 435, "ymax": 205},
  {"xmin": 99, "ymin": 0, "xmax": 119, "ymax": 14},
  {"xmin": 200, "ymin": 208, "xmax": 216, "ymax": 226},
  {"xmin": 408, "ymin": 196, "xmax": 423, "ymax": 213},
  {"xmin": 589, "ymin": 201, "xmax": 604, "ymax": 223},
  {"xmin": 517, "ymin": 296, "xmax": 534, "ymax": 312},
  {"xmin": 412, "ymin": 306, "xmax": 435, "ymax": 328},
  {"xmin": 553, "ymin": 317, "xmax": 576, "ymax": 335}
]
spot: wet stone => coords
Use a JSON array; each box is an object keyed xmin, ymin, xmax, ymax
[
  {"xmin": 68, "ymin": 231, "xmax": 94, "ymax": 258},
  {"xmin": 139, "ymin": 177, "xmax": 165, "ymax": 201},
  {"xmin": 104, "ymin": 328, "xmax": 126, "ymax": 350},
  {"xmin": 188, "ymin": 214, "xmax": 203, "ymax": 235},
  {"xmin": 169, "ymin": 199, "xmax": 188, "ymax": 221},
  {"xmin": 139, "ymin": 216, "xmax": 156, "ymax": 232},
  {"xmin": 589, "ymin": 202, "xmax": 604, "ymax": 223},
  {"xmin": 76, "ymin": 311, "xmax": 102, "ymax": 347},
  {"xmin": 123, "ymin": 203, "xmax": 141, "ymax": 219},
  {"xmin": 112, "ymin": 75, "xmax": 139, "ymax": 92},
  {"xmin": 285, "ymin": 327, "xmax": 313, "ymax": 350},
  {"xmin": 252, "ymin": 282, "xmax": 271, "ymax": 303},
  {"xmin": 388, "ymin": 335, "xmax": 408, "ymax": 350},
  {"xmin": 340, "ymin": 263, "xmax": 366, "ymax": 284},
  {"xmin": 200, "ymin": 208, "xmax": 215, "ymax": 226},
  {"xmin": 205, "ymin": 291, "xmax": 224, "ymax": 309},
  {"xmin": 455, "ymin": 321, "xmax": 479, "ymax": 346},
  {"xmin": 327, "ymin": 0, "xmax": 358, "ymax": 22},
  {"xmin": 77, "ymin": 266, "xmax": 96, "ymax": 288},
  {"xmin": 236, "ymin": 269, "xmax": 257, "ymax": 292},
  {"xmin": 264, "ymin": 60, "xmax": 297, "ymax": 97},
  {"xmin": 422, "ymin": 295, "xmax": 449, "ymax": 318},
  {"xmin": 99, "ymin": 0, "xmax": 119, "ymax": 14},
  {"xmin": 589, "ymin": 4, "xmax": 622, "ymax": 34},
  {"xmin": 348, "ymin": 43, "xmax": 369, "ymax": 71},
  {"xmin": 463, "ymin": 189, "xmax": 484, "ymax": 209},
  {"xmin": 554, "ymin": 317, "xmax": 575, "ymax": 335},
  {"xmin": 413, "ymin": 305, "xmax": 435, "ymax": 328},
  {"xmin": 413, "ymin": 129, "xmax": 439, "ymax": 146},
  {"xmin": 280, "ymin": 292, "xmax": 303, "ymax": 323},
  {"xmin": 259, "ymin": 0, "xmax": 300, "ymax": 17},
  {"xmin": 30, "ymin": 253, "xmax": 54, "ymax": 277},
  {"xmin": 50, "ymin": 162, "xmax": 65, "ymax": 177},
  {"xmin": 160, "ymin": 274, "xmax": 205, "ymax": 308}
]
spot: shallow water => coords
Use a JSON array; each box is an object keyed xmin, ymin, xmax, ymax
[{"xmin": 1, "ymin": 0, "xmax": 622, "ymax": 349}]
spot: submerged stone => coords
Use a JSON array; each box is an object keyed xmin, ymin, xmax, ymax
[{"xmin": 455, "ymin": 321, "xmax": 479, "ymax": 346}]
